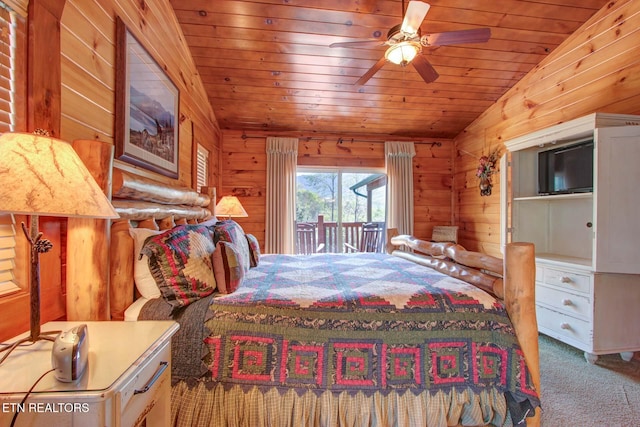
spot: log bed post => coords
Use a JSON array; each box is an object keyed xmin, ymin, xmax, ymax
[
  {"xmin": 202, "ymin": 186, "xmax": 217, "ymax": 216},
  {"xmin": 388, "ymin": 235, "xmax": 541, "ymax": 425},
  {"xmin": 66, "ymin": 139, "xmax": 114, "ymax": 320},
  {"xmin": 505, "ymin": 242, "xmax": 540, "ymax": 426}
]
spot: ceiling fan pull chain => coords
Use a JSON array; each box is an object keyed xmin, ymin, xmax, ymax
[{"xmin": 402, "ymin": 69, "xmax": 406, "ymax": 102}]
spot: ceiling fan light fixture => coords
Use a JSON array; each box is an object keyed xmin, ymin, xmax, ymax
[{"xmin": 385, "ymin": 41, "xmax": 421, "ymax": 66}]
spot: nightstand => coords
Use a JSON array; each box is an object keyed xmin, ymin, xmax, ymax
[{"xmin": 0, "ymin": 320, "xmax": 179, "ymax": 427}]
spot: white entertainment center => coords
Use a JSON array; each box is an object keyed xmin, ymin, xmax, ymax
[{"xmin": 504, "ymin": 113, "xmax": 640, "ymax": 363}]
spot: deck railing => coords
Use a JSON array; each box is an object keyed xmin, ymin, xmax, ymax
[{"xmin": 296, "ymin": 215, "xmax": 385, "ymax": 254}]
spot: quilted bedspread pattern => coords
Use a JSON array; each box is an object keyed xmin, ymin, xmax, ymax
[{"xmin": 201, "ymin": 252, "xmax": 539, "ymax": 411}]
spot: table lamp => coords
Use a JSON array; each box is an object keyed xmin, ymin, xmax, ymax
[
  {"xmin": 215, "ymin": 195, "xmax": 248, "ymax": 219},
  {"xmin": 0, "ymin": 132, "xmax": 119, "ymax": 362}
]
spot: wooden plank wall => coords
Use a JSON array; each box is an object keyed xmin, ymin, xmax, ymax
[
  {"xmin": 0, "ymin": 0, "xmax": 221, "ymax": 341},
  {"xmin": 60, "ymin": 0, "xmax": 220, "ymax": 189},
  {"xmin": 55, "ymin": 0, "xmax": 220, "ymax": 325},
  {"xmin": 220, "ymin": 130, "xmax": 453, "ymax": 249},
  {"xmin": 454, "ymin": 0, "xmax": 640, "ymax": 257}
]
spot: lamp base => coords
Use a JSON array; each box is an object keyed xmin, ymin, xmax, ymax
[
  {"xmin": 0, "ymin": 331, "xmax": 60, "ymax": 365},
  {"xmin": 0, "ymin": 217, "xmax": 59, "ymax": 366},
  {"xmin": 0, "ymin": 215, "xmax": 62, "ymax": 366}
]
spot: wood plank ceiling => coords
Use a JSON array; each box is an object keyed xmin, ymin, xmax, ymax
[{"xmin": 170, "ymin": 0, "xmax": 610, "ymax": 139}]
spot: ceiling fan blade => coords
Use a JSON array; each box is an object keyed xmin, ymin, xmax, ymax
[
  {"xmin": 330, "ymin": 40, "xmax": 386, "ymax": 48},
  {"xmin": 401, "ymin": 1, "xmax": 431, "ymax": 36},
  {"xmin": 354, "ymin": 57, "xmax": 387, "ymax": 86},
  {"xmin": 411, "ymin": 55, "xmax": 439, "ymax": 83},
  {"xmin": 424, "ymin": 28, "xmax": 491, "ymax": 46}
]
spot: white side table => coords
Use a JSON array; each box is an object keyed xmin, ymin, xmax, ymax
[{"xmin": 0, "ymin": 320, "xmax": 179, "ymax": 427}]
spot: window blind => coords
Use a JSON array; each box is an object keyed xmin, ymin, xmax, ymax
[
  {"xmin": 0, "ymin": 5, "xmax": 16, "ymax": 133},
  {"xmin": 196, "ymin": 143, "xmax": 209, "ymax": 192},
  {"xmin": 0, "ymin": 214, "xmax": 17, "ymax": 296},
  {"xmin": 0, "ymin": 3, "xmax": 20, "ymax": 296}
]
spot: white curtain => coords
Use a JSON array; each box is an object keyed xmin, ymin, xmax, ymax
[
  {"xmin": 266, "ymin": 137, "xmax": 298, "ymax": 254},
  {"xmin": 385, "ymin": 141, "xmax": 416, "ymax": 236}
]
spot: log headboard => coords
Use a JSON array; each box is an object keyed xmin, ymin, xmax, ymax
[{"xmin": 108, "ymin": 170, "xmax": 214, "ymax": 320}]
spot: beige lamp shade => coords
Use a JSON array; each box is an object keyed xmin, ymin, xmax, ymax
[
  {"xmin": 0, "ymin": 132, "xmax": 119, "ymax": 218},
  {"xmin": 215, "ymin": 195, "xmax": 248, "ymax": 218}
]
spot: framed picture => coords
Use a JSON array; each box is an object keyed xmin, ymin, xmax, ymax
[{"xmin": 115, "ymin": 17, "xmax": 179, "ymax": 178}]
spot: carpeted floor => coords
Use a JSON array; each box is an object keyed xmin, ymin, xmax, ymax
[{"xmin": 538, "ymin": 334, "xmax": 640, "ymax": 426}]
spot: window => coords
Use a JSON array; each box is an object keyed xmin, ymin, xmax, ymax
[
  {"xmin": 0, "ymin": 2, "xmax": 23, "ymax": 296},
  {"xmin": 296, "ymin": 168, "xmax": 386, "ymax": 253},
  {"xmin": 195, "ymin": 142, "xmax": 209, "ymax": 192}
]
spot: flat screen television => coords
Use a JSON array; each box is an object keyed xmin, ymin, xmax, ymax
[{"xmin": 538, "ymin": 140, "xmax": 594, "ymax": 195}]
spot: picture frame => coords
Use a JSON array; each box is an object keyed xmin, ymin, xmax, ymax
[{"xmin": 115, "ymin": 17, "xmax": 180, "ymax": 178}]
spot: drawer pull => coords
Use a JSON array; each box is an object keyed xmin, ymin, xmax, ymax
[
  {"xmin": 562, "ymin": 299, "xmax": 572, "ymax": 306},
  {"xmin": 560, "ymin": 322, "xmax": 571, "ymax": 330},
  {"xmin": 560, "ymin": 276, "xmax": 572, "ymax": 284},
  {"xmin": 134, "ymin": 361, "xmax": 168, "ymax": 395}
]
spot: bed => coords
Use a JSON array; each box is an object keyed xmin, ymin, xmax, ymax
[{"xmin": 108, "ymin": 172, "xmax": 541, "ymax": 427}]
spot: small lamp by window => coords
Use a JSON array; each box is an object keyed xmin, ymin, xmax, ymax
[{"xmin": 215, "ymin": 195, "xmax": 248, "ymax": 219}]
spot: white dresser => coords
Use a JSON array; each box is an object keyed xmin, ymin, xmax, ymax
[
  {"xmin": 0, "ymin": 320, "xmax": 178, "ymax": 426},
  {"xmin": 504, "ymin": 113, "xmax": 640, "ymax": 363},
  {"xmin": 534, "ymin": 260, "xmax": 638, "ymax": 364}
]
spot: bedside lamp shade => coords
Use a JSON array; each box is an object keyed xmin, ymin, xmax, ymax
[
  {"xmin": 0, "ymin": 133, "xmax": 119, "ymax": 219},
  {"xmin": 0, "ymin": 132, "xmax": 118, "ymax": 363},
  {"xmin": 215, "ymin": 196, "xmax": 248, "ymax": 219}
]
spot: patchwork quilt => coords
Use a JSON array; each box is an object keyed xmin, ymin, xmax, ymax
[
  {"xmin": 196, "ymin": 252, "xmax": 540, "ymax": 417},
  {"xmin": 141, "ymin": 253, "xmax": 540, "ymax": 425}
]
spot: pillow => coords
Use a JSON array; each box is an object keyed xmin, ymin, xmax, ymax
[
  {"xmin": 245, "ymin": 233, "xmax": 260, "ymax": 268},
  {"xmin": 198, "ymin": 216, "xmax": 218, "ymax": 228},
  {"xmin": 140, "ymin": 224, "xmax": 216, "ymax": 311},
  {"xmin": 128, "ymin": 227, "xmax": 162, "ymax": 299},
  {"xmin": 212, "ymin": 220, "xmax": 251, "ymax": 271},
  {"xmin": 212, "ymin": 241, "xmax": 245, "ymax": 294}
]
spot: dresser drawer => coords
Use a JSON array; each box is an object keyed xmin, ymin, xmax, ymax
[
  {"xmin": 536, "ymin": 285, "xmax": 592, "ymax": 320},
  {"xmin": 543, "ymin": 267, "xmax": 591, "ymax": 294},
  {"xmin": 119, "ymin": 340, "xmax": 171, "ymax": 427},
  {"xmin": 536, "ymin": 305, "xmax": 592, "ymax": 346}
]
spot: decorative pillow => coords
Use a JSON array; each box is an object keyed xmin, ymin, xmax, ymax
[
  {"xmin": 140, "ymin": 224, "xmax": 216, "ymax": 311},
  {"xmin": 212, "ymin": 220, "xmax": 251, "ymax": 271},
  {"xmin": 129, "ymin": 227, "xmax": 162, "ymax": 299},
  {"xmin": 212, "ymin": 241, "xmax": 245, "ymax": 294},
  {"xmin": 245, "ymin": 233, "xmax": 260, "ymax": 268},
  {"xmin": 198, "ymin": 217, "xmax": 218, "ymax": 228}
]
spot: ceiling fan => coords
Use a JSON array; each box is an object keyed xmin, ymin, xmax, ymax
[{"xmin": 329, "ymin": 1, "xmax": 491, "ymax": 86}]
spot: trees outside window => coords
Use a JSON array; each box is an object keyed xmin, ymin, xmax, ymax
[{"xmin": 296, "ymin": 168, "xmax": 386, "ymax": 253}]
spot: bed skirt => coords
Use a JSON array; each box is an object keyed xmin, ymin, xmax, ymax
[{"xmin": 170, "ymin": 380, "xmax": 514, "ymax": 427}]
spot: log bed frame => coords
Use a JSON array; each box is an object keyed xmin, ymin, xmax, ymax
[{"xmin": 107, "ymin": 172, "xmax": 541, "ymax": 426}]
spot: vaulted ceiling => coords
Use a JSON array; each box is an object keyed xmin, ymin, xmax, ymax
[{"xmin": 170, "ymin": 0, "xmax": 610, "ymax": 139}]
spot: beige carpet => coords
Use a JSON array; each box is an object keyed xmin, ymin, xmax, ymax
[{"xmin": 538, "ymin": 334, "xmax": 640, "ymax": 426}]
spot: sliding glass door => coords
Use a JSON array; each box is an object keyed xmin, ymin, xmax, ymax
[{"xmin": 296, "ymin": 168, "xmax": 386, "ymax": 253}]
